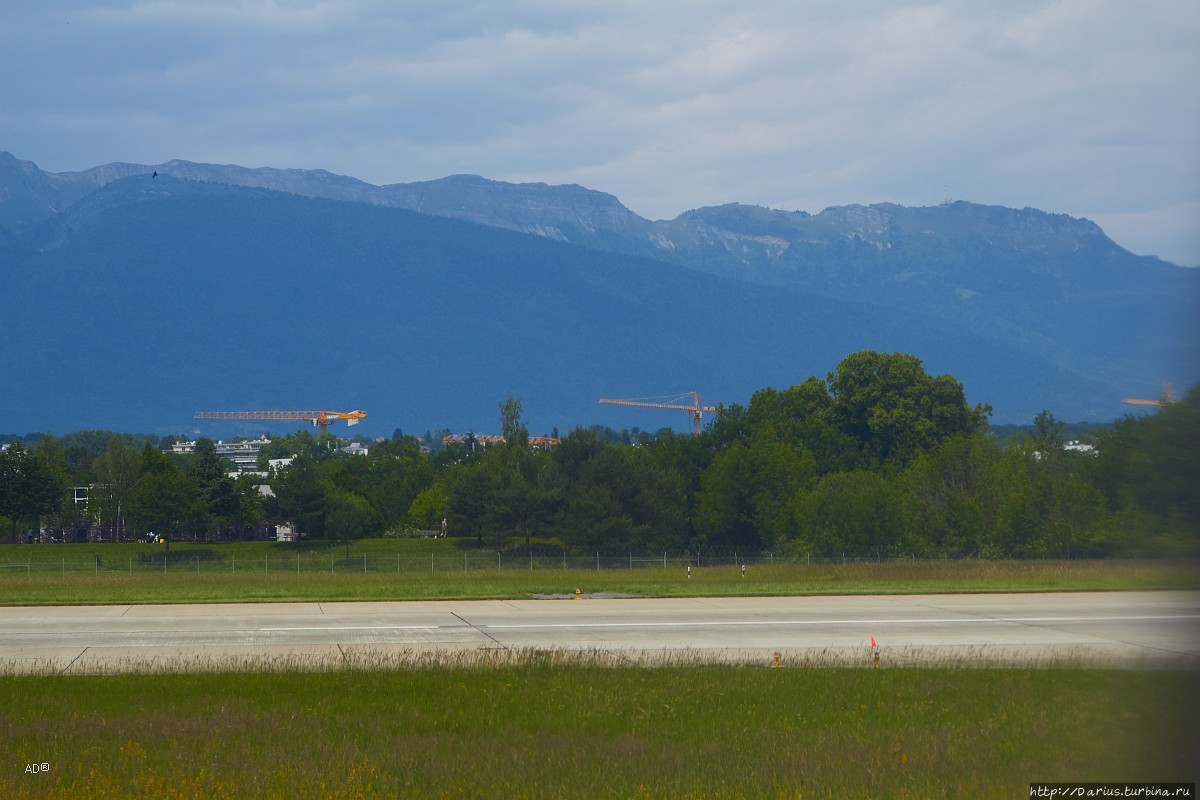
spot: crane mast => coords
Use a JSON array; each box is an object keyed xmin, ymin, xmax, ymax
[{"xmin": 598, "ymin": 391, "xmax": 716, "ymax": 436}]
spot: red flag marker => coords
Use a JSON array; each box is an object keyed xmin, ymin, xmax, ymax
[{"xmin": 870, "ymin": 636, "xmax": 877, "ymax": 648}]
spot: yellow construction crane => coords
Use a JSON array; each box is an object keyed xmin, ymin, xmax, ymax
[
  {"xmin": 599, "ymin": 391, "xmax": 716, "ymax": 436},
  {"xmin": 1122, "ymin": 383, "xmax": 1177, "ymax": 408},
  {"xmin": 194, "ymin": 410, "xmax": 367, "ymax": 430}
]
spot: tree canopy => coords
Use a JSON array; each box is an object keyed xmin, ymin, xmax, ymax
[{"xmin": 3, "ymin": 351, "xmax": 1195, "ymax": 559}]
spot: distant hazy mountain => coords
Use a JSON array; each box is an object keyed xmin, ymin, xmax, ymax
[{"xmin": 1, "ymin": 152, "xmax": 1195, "ymax": 435}]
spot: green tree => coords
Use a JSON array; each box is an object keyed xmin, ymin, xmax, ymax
[
  {"xmin": 408, "ymin": 484, "xmax": 449, "ymax": 531},
  {"xmin": 1071, "ymin": 384, "xmax": 1200, "ymax": 554},
  {"xmin": 500, "ymin": 395, "xmax": 529, "ymax": 448},
  {"xmin": 789, "ymin": 471, "xmax": 918, "ymax": 558},
  {"xmin": 0, "ymin": 442, "xmax": 65, "ymax": 543},
  {"xmin": 327, "ymin": 489, "xmax": 375, "ymax": 560},
  {"xmin": 93, "ymin": 439, "xmax": 146, "ymax": 542},
  {"xmin": 447, "ymin": 462, "xmax": 498, "ymax": 544},
  {"xmin": 29, "ymin": 437, "xmax": 74, "ymax": 540},
  {"xmin": 1033, "ymin": 409, "xmax": 1066, "ymax": 452},
  {"xmin": 827, "ymin": 351, "xmax": 991, "ymax": 468},
  {"xmin": 265, "ymin": 452, "xmax": 328, "ymax": 541},
  {"xmin": 189, "ymin": 438, "xmax": 239, "ymax": 539},
  {"xmin": 693, "ymin": 443, "xmax": 756, "ymax": 549},
  {"xmin": 228, "ymin": 474, "xmax": 264, "ymax": 537},
  {"xmin": 567, "ymin": 485, "xmax": 634, "ymax": 550},
  {"xmin": 902, "ymin": 433, "xmax": 1000, "ymax": 557},
  {"xmin": 357, "ymin": 438, "xmax": 435, "ymax": 530},
  {"xmin": 126, "ymin": 467, "xmax": 209, "ymax": 554}
]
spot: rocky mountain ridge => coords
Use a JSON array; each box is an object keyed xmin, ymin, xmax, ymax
[{"xmin": 1, "ymin": 152, "xmax": 1195, "ymax": 434}]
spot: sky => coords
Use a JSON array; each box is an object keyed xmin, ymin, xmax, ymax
[{"xmin": 3, "ymin": 0, "xmax": 1198, "ymax": 266}]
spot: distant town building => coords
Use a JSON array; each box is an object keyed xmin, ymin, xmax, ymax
[
  {"xmin": 275, "ymin": 522, "xmax": 301, "ymax": 542},
  {"xmin": 171, "ymin": 436, "xmax": 271, "ymax": 472}
]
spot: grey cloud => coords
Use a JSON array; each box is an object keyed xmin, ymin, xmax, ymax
[{"xmin": 1, "ymin": 0, "xmax": 1196, "ymax": 263}]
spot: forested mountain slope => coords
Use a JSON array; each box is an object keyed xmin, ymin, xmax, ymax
[{"xmin": 0, "ymin": 174, "xmax": 1107, "ymax": 436}]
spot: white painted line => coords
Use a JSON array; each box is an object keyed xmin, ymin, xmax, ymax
[
  {"xmin": 484, "ymin": 614, "xmax": 1200, "ymax": 630},
  {"xmin": 260, "ymin": 625, "xmax": 440, "ymax": 632},
  {"xmin": 254, "ymin": 614, "xmax": 1199, "ymax": 634},
  {"xmin": 1001, "ymin": 615, "xmax": 1200, "ymax": 622}
]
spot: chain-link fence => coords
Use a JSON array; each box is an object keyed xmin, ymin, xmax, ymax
[{"xmin": 0, "ymin": 546, "xmax": 991, "ymax": 579}]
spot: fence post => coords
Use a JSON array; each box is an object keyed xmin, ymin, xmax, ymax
[
  {"xmin": 398, "ymin": 553, "xmax": 400, "ymax": 574},
  {"xmin": 233, "ymin": 554, "xmax": 235, "ymax": 574},
  {"xmin": 596, "ymin": 552, "xmax": 599, "ymax": 571},
  {"xmin": 297, "ymin": 553, "xmax": 300, "ymax": 575},
  {"xmin": 196, "ymin": 555, "xmax": 199, "ymax": 574}
]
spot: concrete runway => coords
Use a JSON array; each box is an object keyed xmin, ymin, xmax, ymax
[{"xmin": 2, "ymin": 591, "xmax": 1198, "ymax": 673}]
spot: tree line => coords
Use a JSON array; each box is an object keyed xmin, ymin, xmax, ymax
[{"xmin": 2, "ymin": 351, "xmax": 1196, "ymax": 558}]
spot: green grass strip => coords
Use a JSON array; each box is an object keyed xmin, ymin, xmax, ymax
[
  {"xmin": 0, "ymin": 557, "xmax": 1196, "ymax": 605},
  {"xmin": 2, "ymin": 664, "xmax": 1195, "ymax": 798}
]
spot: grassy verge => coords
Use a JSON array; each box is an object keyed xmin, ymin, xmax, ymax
[
  {"xmin": 0, "ymin": 556, "xmax": 1196, "ymax": 605},
  {"xmin": 2, "ymin": 659, "xmax": 1195, "ymax": 799}
]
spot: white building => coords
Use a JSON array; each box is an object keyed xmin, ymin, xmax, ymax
[{"xmin": 171, "ymin": 436, "xmax": 271, "ymax": 472}]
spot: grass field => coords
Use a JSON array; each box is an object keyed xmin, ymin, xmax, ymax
[
  {"xmin": 2, "ymin": 657, "xmax": 1195, "ymax": 799},
  {"xmin": 4, "ymin": 546, "xmax": 1195, "ymax": 797},
  {"xmin": 1, "ymin": 538, "xmax": 1197, "ymax": 605}
]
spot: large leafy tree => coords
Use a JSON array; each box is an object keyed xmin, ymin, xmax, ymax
[
  {"xmin": 0, "ymin": 442, "xmax": 65, "ymax": 543},
  {"xmin": 126, "ymin": 452, "xmax": 208, "ymax": 554},
  {"xmin": 827, "ymin": 351, "xmax": 991, "ymax": 468}
]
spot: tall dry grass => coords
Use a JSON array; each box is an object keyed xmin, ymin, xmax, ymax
[{"xmin": 2, "ymin": 657, "xmax": 1195, "ymax": 798}]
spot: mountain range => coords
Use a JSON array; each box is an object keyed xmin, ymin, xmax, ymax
[{"xmin": 1, "ymin": 151, "xmax": 1195, "ymax": 437}]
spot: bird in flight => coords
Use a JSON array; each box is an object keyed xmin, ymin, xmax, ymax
[{"xmin": 152, "ymin": 171, "xmax": 158, "ymax": 178}]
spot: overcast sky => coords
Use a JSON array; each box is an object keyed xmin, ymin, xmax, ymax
[{"xmin": 3, "ymin": 0, "xmax": 1197, "ymax": 265}]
